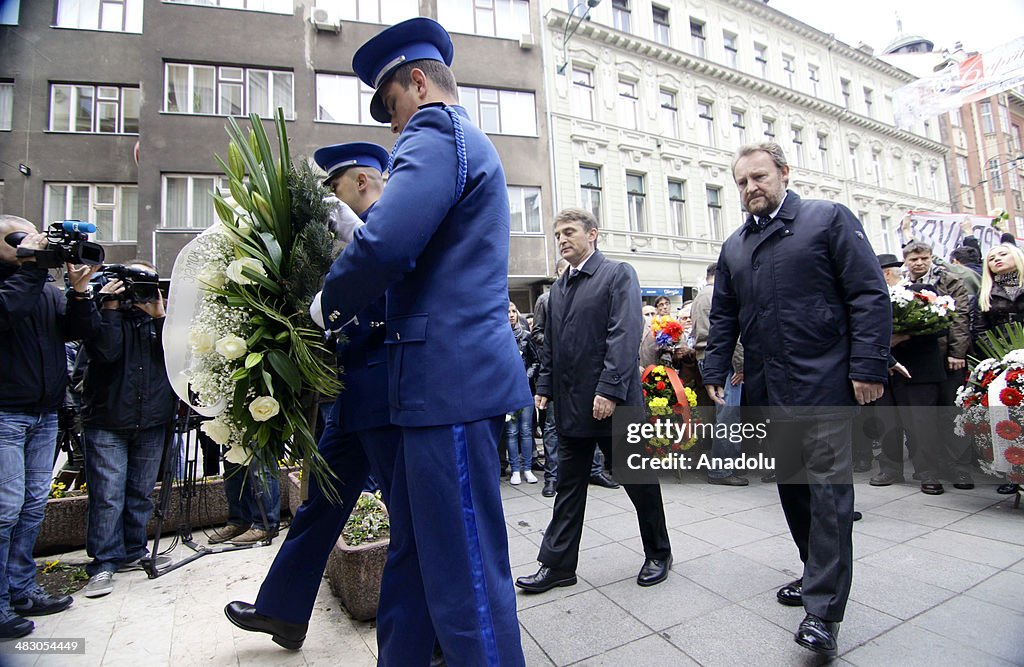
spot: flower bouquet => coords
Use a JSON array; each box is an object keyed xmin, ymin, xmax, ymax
[
  {"xmin": 890, "ymin": 285, "xmax": 956, "ymax": 335},
  {"xmin": 165, "ymin": 110, "xmax": 341, "ymax": 495},
  {"xmin": 955, "ymin": 324, "xmax": 1024, "ymax": 484},
  {"xmin": 640, "ymin": 364, "xmax": 700, "ymax": 457}
]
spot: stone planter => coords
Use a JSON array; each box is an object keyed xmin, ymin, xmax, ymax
[{"xmin": 325, "ymin": 492, "xmax": 389, "ymax": 621}]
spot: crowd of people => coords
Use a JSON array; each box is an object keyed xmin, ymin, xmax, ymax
[{"xmin": 2, "ymin": 14, "xmax": 1022, "ymax": 664}]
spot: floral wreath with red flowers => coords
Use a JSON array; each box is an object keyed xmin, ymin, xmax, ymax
[
  {"xmin": 641, "ymin": 364, "xmax": 701, "ymax": 457},
  {"xmin": 956, "ymin": 351, "xmax": 1024, "ymax": 483}
]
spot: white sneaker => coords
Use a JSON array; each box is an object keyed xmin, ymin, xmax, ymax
[
  {"xmin": 83, "ymin": 571, "xmax": 114, "ymax": 598},
  {"xmin": 510, "ymin": 472, "xmax": 521, "ymax": 485},
  {"xmin": 524, "ymin": 471, "xmax": 538, "ymax": 484}
]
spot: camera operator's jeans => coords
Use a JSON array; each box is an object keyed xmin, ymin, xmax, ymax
[
  {"xmin": 223, "ymin": 460, "xmax": 280, "ymax": 532},
  {"xmin": 83, "ymin": 426, "xmax": 166, "ymax": 576},
  {"xmin": 0, "ymin": 411, "xmax": 57, "ymax": 620}
]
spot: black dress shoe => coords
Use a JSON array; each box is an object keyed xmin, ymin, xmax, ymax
[
  {"xmin": 953, "ymin": 471, "xmax": 975, "ymax": 490},
  {"xmin": 589, "ymin": 472, "xmax": 620, "ymax": 489},
  {"xmin": 542, "ymin": 480, "xmax": 556, "ymax": 497},
  {"xmin": 637, "ymin": 555, "xmax": 672, "ymax": 587},
  {"xmin": 852, "ymin": 511, "xmax": 863, "ymax": 522},
  {"xmin": 760, "ymin": 473, "xmax": 776, "ymax": 483},
  {"xmin": 224, "ymin": 601, "xmax": 307, "ymax": 650},
  {"xmin": 921, "ymin": 480, "xmax": 945, "ymax": 495},
  {"xmin": 794, "ymin": 613, "xmax": 840, "ymax": 657},
  {"xmin": 997, "ymin": 483, "xmax": 1020, "ymax": 495},
  {"xmin": 515, "ymin": 566, "xmax": 577, "ymax": 593},
  {"xmin": 776, "ymin": 578, "xmax": 803, "ymax": 606},
  {"xmin": 707, "ymin": 475, "xmax": 749, "ymax": 486}
]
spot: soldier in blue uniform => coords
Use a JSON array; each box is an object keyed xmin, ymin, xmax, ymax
[
  {"xmin": 319, "ymin": 17, "xmax": 532, "ymax": 667},
  {"xmin": 224, "ymin": 143, "xmax": 418, "ymax": 654}
]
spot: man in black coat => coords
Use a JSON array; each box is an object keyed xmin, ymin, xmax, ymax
[
  {"xmin": 703, "ymin": 143, "xmax": 890, "ymax": 658},
  {"xmin": 516, "ymin": 208, "xmax": 672, "ymax": 593}
]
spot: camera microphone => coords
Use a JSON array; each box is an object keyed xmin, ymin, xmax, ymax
[{"xmin": 59, "ymin": 221, "xmax": 97, "ymax": 234}]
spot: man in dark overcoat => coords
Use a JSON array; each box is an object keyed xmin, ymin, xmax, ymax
[
  {"xmin": 703, "ymin": 142, "xmax": 891, "ymax": 658},
  {"xmin": 516, "ymin": 208, "xmax": 672, "ymax": 594}
]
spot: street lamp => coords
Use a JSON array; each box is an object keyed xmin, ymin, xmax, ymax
[{"xmin": 557, "ymin": 0, "xmax": 602, "ymax": 75}]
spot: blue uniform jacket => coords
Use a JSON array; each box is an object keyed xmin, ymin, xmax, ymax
[
  {"xmin": 320, "ymin": 104, "xmax": 532, "ymax": 427},
  {"xmin": 702, "ymin": 191, "xmax": 890, "ymax": 414},
  {"xmin": 333, "ymin": 204, "xmax": 390, "ymax": 434}
]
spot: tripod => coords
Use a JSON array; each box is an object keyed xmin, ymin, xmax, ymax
[
  {"xmin": 52, "ymin": 406, "xmax": 86, "ymax": 491},
  {"xmin": 145, "ymin": 401, "xmax": 273, "ymax": 579}
]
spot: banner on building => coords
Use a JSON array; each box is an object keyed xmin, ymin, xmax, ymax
[
  {"xmin": 893, "ymin": 36, "xmax": 1024, "ymax": 129},
  {"xmin": 899, "ymin": 211, "xmax": 1005, "ymax": 259}
]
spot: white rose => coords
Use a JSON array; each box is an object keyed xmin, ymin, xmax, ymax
[
  {"xmin": 201, "ymin": 419, "xmax": 232, "ymax": 446},
  {"xmin": 215, "ymin": 334, "xmax": 248, "ymax": 360},
  {"xmin": 189, "ymin": 329, "xmax": 216, "ymax": 354},
  {"xmin": 224, "ymin": 443, "xmax": 252, "ymax": 465},
  {"xmin": 249, "ymin": 396, "xmax": 280, "ymax": 422},
  {"xmin": 197, "ymin": 267, "xmax": 226, "ymax": 290},
  {"xmin": 225, "ymin": 257, "xmax": 267, "ymax": 285}
]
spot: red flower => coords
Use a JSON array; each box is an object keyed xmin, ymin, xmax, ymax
[
  {"xmin": 656, "ymin": 381, "xmax": 666, "ymax": 391},
  {"xmin": 995, "ymin": 419, "xmax": 1022, "ymax": 441},
  {"xmin": 982, "ymin": 395, "xmax": 990, "ymax": 407},
  {"xmin": 662, "ymin": 321, "xmax": 684, "ymax": 338},
  {"xmin": 1001, "ymin": 387, "xmax": 1024, "ymax": 406},
  {"xmin": 1005, "ymin": 446, "xmax": 1024, "ymax": 466},
  {"xmin": 1007, "ymin": 369, "xmax": 1024, "ymax": 383},
  {"xmin": 643, "ymin": 390, "xmax": 647, "ymax": 397}
]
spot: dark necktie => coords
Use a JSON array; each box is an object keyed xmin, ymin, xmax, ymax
[
  {"xmin": 752, "ymin": 216, "xmax": 772, "ymax": 232},
  {"xmin": 568, "ymin": 268, "xmax": 580, "ymax": 281}
]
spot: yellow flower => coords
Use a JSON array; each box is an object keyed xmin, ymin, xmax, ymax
[{"xmin": 684, "ymin": 387, "xmax": 698, "ymax": 407}]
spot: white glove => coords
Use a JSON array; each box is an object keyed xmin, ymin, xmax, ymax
[
  {"xmin": 324, "ymin": 195, "xmax": 365, "ymax": 244},
  {"xmin": 309, "ymin": 290, "xmax": 326, "ymax": 329}
]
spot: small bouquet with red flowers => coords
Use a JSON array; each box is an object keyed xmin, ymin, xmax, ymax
[
  {"xmin": 890, "ymin": 284, "xmax": 956, "ymax": 336},
  {"xmin": 640, "ymin": 364, "xmax": 700, "ymax": 457},
  {"xmin": 650, "ymin": 315, "xmax": 684, "ymax": 350}
]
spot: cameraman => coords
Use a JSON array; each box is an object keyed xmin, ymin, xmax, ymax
[
  {"xmin": 0, "ymin": 215, "xmax": 98, "ymax": 639},
  {"xmin": 78, "ymin": 261, "xmax": 176, "ymax": 598}
]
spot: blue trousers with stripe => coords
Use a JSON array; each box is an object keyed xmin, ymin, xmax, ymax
[
  {"xmin": 376, "ymin": 416, "xmax": 524, "ymax": 666},
  {"xmin": 254, "ymin": 407, "xmax": 403, "ymax": 627}
]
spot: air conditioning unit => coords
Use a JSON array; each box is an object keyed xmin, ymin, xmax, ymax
[
  {"xmin": 519, "ymin": 33, "xmax": 535, "ymax": 50},
  {"xmin": 310, "ymin": 7, "xmax": 341, "ymax": 34}
]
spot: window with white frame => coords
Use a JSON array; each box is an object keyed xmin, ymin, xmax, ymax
[
  {"xmin": 1012, "ymin": 124, "xmax": 1022, "ymax": 153},
  {"xmin": 912, "ymin": 163, "xmax": 922, "ymax": 196},
  {"xmin": 930, "ymin": 167, "xmax": 940, "ymax": 196},
  {"xmin": 49, "ymin": 84, "xmax": 139, "ymax": 134},
  {"xmin": 957, "ymin": 155, "xmax": 970, "ymax": 184},
  {"xmin": 659, "ymin": 89, "xmax": 678, "ymax": 139},
  {"xmin": 626, "ymin": 172, "xmax": 645, "ymax": 232},
  {"xmin": 730, "ymin": 108, "xmax": 745, "ymax": 147},
  {"xmin": 863, "ymin": 87, "xmax": 874, "ymax": 118},
  {"xmin": 617, "ymin": 79, "xmax": 638, "ymax": 131},
  {"xmin": 652, "ymin": 5, "xmax": 670, "ymax": 46},
  {"xmin": 723, "ymin": 32, "xmax": 738, "ymax": 68},
  {"xmin": 849, "ymin": 146, "xmax": 859, "ymax": 180},
  {"xmin": 165, "ymin": 63, "xmax": 294, "ymax": 119},
  {"xmin": 807, "ymin": 64, "xmax": 820, "ymax": 97},
  {"xmin": 817, "ymin": 133, "xmax": 829, "ymax": 173},
  {"xmin": 508, "ymin": 185, "xmax": 542, "ymax": 234},
  {"xmin": 762, "ymin": 116, "xmax": 775, "ymax": 139},
  {"xmin": 754, "ymin": 43, "xmax": 768, "ymax": 78},
  {"xmin": 668, "ymin": 179, "xmax": 686, "ymax": 236},
  {"xmin": 326, "ymin": 0, "xmax": 418, "ymax": 23},
  {"xmin": 45, "ymin": 183, "xmax": 138, "ymax": 242},
  {"xmin": 840, "ymin": 78, "xmax": 851, "ymax": 109},
  {"xmin": 162, "ymin": 174, "xmax": 226, "ymax": 229},
  {"xmin": 580, "ymin": 165, "xmax": 602, "ymax": 222},
  {"xmin": 782, "ymin": 55, "xmax": 795, "ymax": 88},
  {"xmin": 316, "ymin": 74, "xmax": 378, "ymax": 126},
  {"xmin": 998, "ymin": 99, "xmax": 1010, "ymax": 134},
  {"xmin": 698, "ymin": 99, "xmax": 714, "ymax": 146},
  {"xmin": 950, "ymin": 109, "xmax": 962, "ymax": 127},
  {"xmin": 790, "ymin": 125, "xmax": 804, "ymax": 167},
  {"xmin": 989, "ymin": 158, "xmax": 1004, "ymax": 191},
  {"xmin": 879, "ymin": 215, "xmax": 893, "ymax": 253},
  {"xmin": 872, "ymin": 150, "xmax": 883, "ymax": 186},
  {"xmin": 0, "ymin": 82, "xmax": 12, "ymax": 131},
  {"xmin": 167, "ymin": 0, "xmax": 292, "ymax": 14},
  {"xmin": 459, "ymin": 86, "xmax": 536, "ymax": 136},
  {"xmin": 438, "ymin": 0, "xmax": 530, "ymax": 40},
  {"xmin": 979, "ymin": 101, "xmax": 994, "ymax": 134},
  {"xmin": 690, "ymin": 19, "xmax": 705, "ymax": 58},
  {"xmin": 56, "ymin": 0, "xmax": 142, "ymax": 32},
  {"xmin": 706, "ymin": 186, "xmax": 724, "ymax": 239},
  {"xmin": 571, "ymin": 67, "xmax": 594, "ymax": 121},
  {"xmin": 611, "ymin": 0, "xmax": 631, "ymax": 33}
]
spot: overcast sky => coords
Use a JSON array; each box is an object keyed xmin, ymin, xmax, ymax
[{"xmin": 767, "ymin": 0, "xmax": 1024, "ymax": 55}]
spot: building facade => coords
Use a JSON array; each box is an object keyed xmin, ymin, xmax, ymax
[
  {"xmin": 541, "ymin": 0, "xmax": 950, "ymax": 302},
  {"xmin": 0, "ymin": 0, "xmax": 554, "ymax": 306}
]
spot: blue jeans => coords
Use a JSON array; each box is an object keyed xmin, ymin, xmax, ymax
[
  {"xmin": 83, "ymin": 426, "xmax": 167, "ymax": 576},
  {"xmin": 505, "ymin": 408, "xmax": 534, "ymax": 473},
  {"xmin": 708, "ymin": 372, "xmax": 744, "ymax": 479},
  {"xmin": 541, "ymin": 401, "xmax": 604, "ymax": 483},
  {"xmin": 0, "ymin": 411, "xmax": 57, "ymax": 620},
  {"xmin": 223, "ymin": 460, "xmax": 280, "ymax": 532}
]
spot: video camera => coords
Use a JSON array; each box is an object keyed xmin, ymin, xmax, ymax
[
  {"xmin": 97, "ymin": 264, "xmax": 161, "ymax": 306},
  {"xmin": 4, "ymin": 221, "xmax": 105, "ymax": 269}
]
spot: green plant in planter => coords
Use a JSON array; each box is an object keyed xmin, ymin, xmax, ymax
[{"xmin": 341, "ymin": 491, "xmax": 390, "ymax": 547}]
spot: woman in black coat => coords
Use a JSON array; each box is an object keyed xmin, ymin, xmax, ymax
[{"xmin": 971, "ymin": 242, "xmax": 1024, "ymax": 495}]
